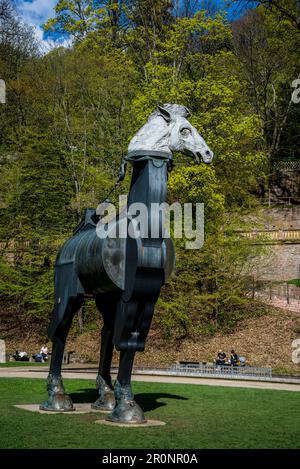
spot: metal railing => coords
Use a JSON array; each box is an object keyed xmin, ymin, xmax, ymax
[
  {"xmin": 250, "ymin": 281, "xmax": 300, "ymax": 303},
  {"xmin": 263, "ymin": 195, "xmax": 300, "ymax": 206},
  {"xmin": 239, "ymin": 229, "xmax": 300, "ymax": 241},
  {"xmin": 123, "ymin": 363, "xmax": 273, "ymax": 381},
  {"xmin": 169, "ymin": 363, "xmax": 272, "ymax": 380}
]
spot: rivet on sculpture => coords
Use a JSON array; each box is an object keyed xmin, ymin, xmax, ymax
[{"xmin": 40, "ymin": 104, "xmax": 214, "ymax": 423}]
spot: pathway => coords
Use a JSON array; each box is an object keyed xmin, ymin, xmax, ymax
[{"xmin": 1, "ymin": 366, "xmax": 299, "ymax": 392}]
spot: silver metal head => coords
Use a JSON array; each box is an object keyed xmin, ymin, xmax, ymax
[{"xmin": 128, "ymin": 103, "xmax": 213, "ymax": 164}]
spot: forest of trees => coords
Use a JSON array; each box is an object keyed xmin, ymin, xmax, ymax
[{"xmin": 0, "ymin": 0, "xmax": 299, "ymax": 340}]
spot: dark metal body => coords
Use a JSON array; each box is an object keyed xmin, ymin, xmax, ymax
[{"xmin": 40, "ymin": 152, "xmax": 175, "ymax": 423}]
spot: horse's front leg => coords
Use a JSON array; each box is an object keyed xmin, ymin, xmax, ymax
[
  {"xmin": 106, "ymin": 300, "xmax": 157, "ymax": 424},
  {"xmin": 104, "ymin": 290, "xmax": 160, "ymax": 424},
  {"xmin": 106, "ymin": 349, "xmax": 146, "ymax": 424}
]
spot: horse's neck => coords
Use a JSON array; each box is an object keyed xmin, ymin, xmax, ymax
[
  {"xmin": 128, "ymin": 159, "xmax": 167, "ymax": 238},
  {"xmin": 128, "ymin": 159, "xmax": 167, "ymax": 206}
]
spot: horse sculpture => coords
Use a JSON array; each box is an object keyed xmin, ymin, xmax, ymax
[{"xmin": 40, "ymin": 103, "xmax": 213, "ymax": 424}]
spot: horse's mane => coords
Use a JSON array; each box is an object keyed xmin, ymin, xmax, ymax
[{"xmin": 148, "ymin": 104, "xmax": 190, "ymax": 122}]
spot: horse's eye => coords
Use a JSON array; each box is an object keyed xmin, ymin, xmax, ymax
[{"xmin": 180, "ymin": 128, "xmax": 192, "ymax": 137}]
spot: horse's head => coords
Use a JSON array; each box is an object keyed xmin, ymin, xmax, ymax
[
  {"xmin": 162, "ymin": 104, "xmax": 214, "ymax": 164},
  {"xmin": 128, "ymin": 103, "xmax": 213, "ymax": 164}
]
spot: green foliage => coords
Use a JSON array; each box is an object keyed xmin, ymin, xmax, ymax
[
  {"xmin": 156, "ymin": 212, "xmax": 265, "ymax": 340},
  {"xmin": 168, "ymin": 164, "xmax": 225, "ymax": 216},
  {"xmin": 130, "ymin": 13, "xmax": 267, "ymax": 206},
  {"xmin": 0, "ymin": 254, "xmax": 52, "ymax": 319},
  {"xmin": 44, "ymin": 1, "xmax": 107, "ymax": 38},
  {"xmin": 0, "ymin": 1, "xmax": 296, "ymax": 335},
  {"xmin": 232, "ymin": 5, "xmax": 300, "ymax": 163},
  {"xmin": 287, "ymin": 279, "xmax": 300, "ymax": 286}
]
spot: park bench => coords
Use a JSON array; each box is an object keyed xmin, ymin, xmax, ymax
[
  {"xmin": 8, "ymin": 350, "xmax": 75, "ymax": 364},
  {"xmin": 178, "ymin": 361, "xmax": 201, "ymax": 368},
  {"xmin": 63, "ymin": 351, "xmax": 89, "ymax": 364},
  {"xmin": 63, "ymin": 351, "xmax": 75, "ymax": 364}
]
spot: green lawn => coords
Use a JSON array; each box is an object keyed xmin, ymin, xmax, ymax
[
  {"xmin": 0, "ymin": 378, "xmax": 299, "ymax": 449},
  {"xmin": 287, "ymin": 279, "xmax": 300, "ymax": 286}
]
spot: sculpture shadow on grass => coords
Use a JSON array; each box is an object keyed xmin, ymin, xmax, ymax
[
  {"xmin": 69, "ymin": 388, "xmax": 188, "ymax": 412},
  {"xmin": 69, "ymin": 388, "xmax": 98, "ymax": 404},
  {"xmin": 134, "ymin": 393, "xmax": 188, "ymax": 413}
]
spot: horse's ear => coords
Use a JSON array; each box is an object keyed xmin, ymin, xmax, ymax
[
  {"xmin": 184, "ymin": 106, "xmax": 191, "ymax": 117},
  {"xmin": 157, "ymin": 105, "xmax": 171, "ymax": 122}
]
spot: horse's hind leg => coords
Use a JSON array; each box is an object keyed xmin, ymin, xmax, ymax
[
  {"xmin": 40, "ymin": 295, "xmax": 84, "ymax": 412},
  {"xmin": 91, "ymin": 294, "xmax": 116, "ymax": 411}
]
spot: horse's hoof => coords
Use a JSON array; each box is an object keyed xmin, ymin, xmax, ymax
[
  {"xmin": 39, "ymin": 393, "xmax": 75, "ymax": 412},
  {"xmin": 106, "ymin": 399, "xmax": 146, "ymax": 424},
  {"xmin": 92, "ymin": 375, "xmax": 115, "ymax": 411},
  {"xmin": 91, "ymin": 391, "xmax": 115, "ymax": 411},
  {"xmin": 106, "ymin": 380, "xmax": 146, "ymax": 423}
]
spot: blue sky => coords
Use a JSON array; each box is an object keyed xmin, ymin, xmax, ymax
[
  {"xmin": 14, "ymin": 0, "xmax": 251, "ymax": 46},
  {"xmin": 15, "ymin": 1, "xmax": 58, "ymax": 42}
]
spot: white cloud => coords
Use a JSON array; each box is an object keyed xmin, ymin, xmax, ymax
[
  {"xmin": 16, "ymin": 0, "xmax": 57, "ymax": 23},
  {"xmin": 15, "ymin": 0, "xmax": 71, "ymax": 51},
  {"xmin": 16, "ymin": 0, "xmax": 57, "ymax": 30}
]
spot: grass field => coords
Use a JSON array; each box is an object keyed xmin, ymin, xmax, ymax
[
  {"xmin": 287, "ymin": 279, "xmax": 300, "ymax": 286},
  {"xmin": 0, "ymin": 378, "xmax": 299, "ymax": 449}
]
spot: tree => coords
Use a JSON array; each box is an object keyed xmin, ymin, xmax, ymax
[
  {"xmin": 0, "ymin": 0, "xmax": 39, "ymax": 151},
  {"xmin": 231, "ymin": 0, "xmax": 300, "ymax": 32},
  {"xmin": 43, "ymin": 0, "xmax": 126, "ymax": 42},
  {"xmin": 157, "ymin": 212, "xmax": 265, "ymax": 339},
  {"xmin": 0, "ymin": 0, "xmax": 12, "ymax": 21},
  {"xmin": 0, "ymin": 0, "xmax": 281, "ymax": 335},
  {"xmin": 130, "ymin": 12, "xmax": 266, "ymax": 207},
  {"xmin": 232, "ymin": 6, "xmax": 300, "ymax": 167}
]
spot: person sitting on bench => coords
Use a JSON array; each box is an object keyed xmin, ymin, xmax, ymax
[
  {"xmin": 216, "ymin": 350, "xmax": 226, "ymax": 366},
  {"xmin": 40, "ymin": 345, "xmax": 48, "ymax": 362},
  {"xmin": 230, "ymin": 349, "xmax": 240, "ymax": 366},
  {"xmin": 14, "ymin": 351, "xmax": 29, "ymax": 361}
]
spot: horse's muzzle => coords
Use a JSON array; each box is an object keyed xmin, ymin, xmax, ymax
[{"xmin": 196, "ymin": 151, "xmax": 213, "ymax": 164}]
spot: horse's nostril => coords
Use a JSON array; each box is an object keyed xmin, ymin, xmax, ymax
[{"xmin": 205, "ymin": 150, "xmax": 211, "ymax": 156}]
